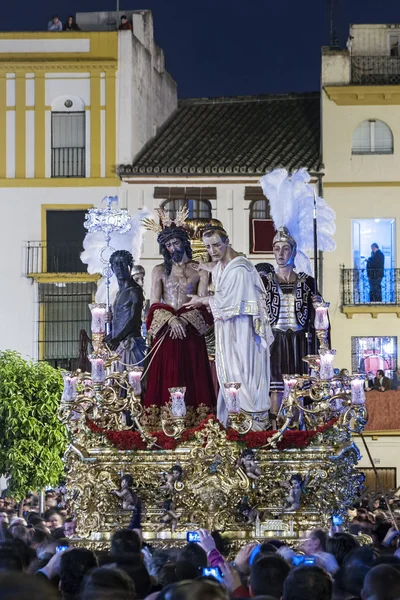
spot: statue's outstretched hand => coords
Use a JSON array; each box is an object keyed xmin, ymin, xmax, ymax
[
  {"xmin": 190, "ymin": 262, "xmax": 216, "ymax": 273},
  {"xmin": 182, "ymin": 295, "xmax": 210, "ymax": 309}
]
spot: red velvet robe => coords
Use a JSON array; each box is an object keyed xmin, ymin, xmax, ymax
[{"xmin": 144, "ymin": 303, "xmax": 216, "ymax": 409}]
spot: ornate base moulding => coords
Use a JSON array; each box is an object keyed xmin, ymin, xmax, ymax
[{"xmin": 66, "ymin": 417, "xmax": 363, "ymax": 554}]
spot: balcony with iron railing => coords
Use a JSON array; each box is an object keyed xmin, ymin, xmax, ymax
[
  {"xmin": 51, "ymin": 147, "xmax": 85, "ymax": 178},
  {"xmin": 351, "ymin": 56, "xmax": 400, "ymax": 85},
  {"xmin": 341, "ymin": 267, "xmax": 400, "ymax": 318},
  {"xmin": 25, "ymin": 241, "xmax": 96, "ymax": 281}
]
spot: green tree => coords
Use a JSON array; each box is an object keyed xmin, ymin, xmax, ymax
[{"xmin": 0, "ymin": 351, "xmax": 67, "ymax": 499}]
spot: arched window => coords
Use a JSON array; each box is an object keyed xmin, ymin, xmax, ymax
[
  {"xmin": 161, "ymin": 198, "xmax": 212, "ymax": 220},
  {"xmin": 249, "ymin": 197, "xmax": 274, "ymax": 253},
  {"xmin": 352, "ymin": 120, "xmax": 393, "ymax": 155},
  {"xmin": 51, "ymin": 95, "xmax": 86, "ymax": 177}
]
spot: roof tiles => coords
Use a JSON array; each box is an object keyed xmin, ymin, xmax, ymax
[{"xmin": 119, "ymin": 92, "xmax": 321, "ymax": 176}]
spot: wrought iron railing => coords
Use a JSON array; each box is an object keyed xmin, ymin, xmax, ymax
[
  {"xmin": 51, "ymin": 147, "xmax": 85, "ymax": 178},
  {"xmin": 25, "ymin": 241, "xmax": 86, "ymax": 275},
  {"xmin": 341, "ymin": 267, "xmax": 400, "ymax": 306},
  {"xmin": 351, "ymin": 56, "xmax": 400, "ymax": 85}
]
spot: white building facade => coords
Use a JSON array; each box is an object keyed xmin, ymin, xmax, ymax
[{"xmin": 0, "ymin": 11, "xmax": 177, "ymax": 366}]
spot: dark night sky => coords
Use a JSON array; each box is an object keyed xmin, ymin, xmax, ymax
[{"xmin": 4, "ymin": 0, "xmax": 400, "ymax": 97}]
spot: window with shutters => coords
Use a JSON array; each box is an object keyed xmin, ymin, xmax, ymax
[
  {"xmin": 352, "ymin": 120, "xmax": 393, "ymax": 155},
  {"xmin": 51, "ymin": 111, "xmax": 86, "ymax": 177},
  {"xmin": 154, "ymin": 188, "xmax": 215, "ymax": 220},
  {"xmin": 246, "ymin": 187, "xmax": 275, "ymax": 253}
]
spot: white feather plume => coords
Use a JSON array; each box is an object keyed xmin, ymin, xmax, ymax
[
  {"xmin": 80, "ymin": 207, "xmax": 152, "ymax": 303},
  {"xmin": 260, "ymin": 168, "xmax": 336, "ymax": 276}
]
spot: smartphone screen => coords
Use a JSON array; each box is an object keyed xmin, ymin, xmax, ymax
[
  {"xmin": 186, "ymin": 531, "xmax": 201, "ymax": 543},
  {"xmin": 56, "ymin": 545, "xmax": 68, "ymax": 553},
  {"xmin": 202, "ymin": 567, "xmax": 223, "ymax": 581}
]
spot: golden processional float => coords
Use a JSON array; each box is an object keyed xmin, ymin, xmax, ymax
[{"xmin": 59, "ymin": 196, "xmax": 368, "ymax": 553}]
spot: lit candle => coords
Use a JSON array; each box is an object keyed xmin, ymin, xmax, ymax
[
  {"xmin": 128, "ymin": 368, "xmax": 143, "ymax": 396},
  {"xmin": 224, "ymin": 382, "xmax": 241, "ymax": 414},
  {"xmin": 319, "ymin": 349, "xmax": 336, "ymax": 380},
  {"xmin": 350, "ymin": 375, "xmax": 366, "ymax": 405},
  {"xmin": 90, "ymin": 357, "xmax": 105, "ymax": 383},
  {"xmin": 62, "ymin": 373, "xmax": 78, "ymax": 402},
  {"xmin": 169, "ymin": 387, "xmax": 187, "ymax": 417},
  {"xmin": 89, "ymin": 303, "xmax": 107, "ymax": 334}
]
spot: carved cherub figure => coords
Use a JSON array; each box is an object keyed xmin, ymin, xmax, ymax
[
  {"xmin": 160, "ymin": 464, "xmax": 183, "ymax": 493},
  {"xmin": 157, "ymin": 499, "xmax": 179, "ymax": 533},
  {"xmin": 283, "ymin": 474, "xmax": 305, "ymax": 512},
  {"xmin": 237, "ymin": 496, "xmax": 260, "ymax": 524},
  {"xmin": 236, "ymin": 449, "xmax": 261, "ymax": 480},
  {"xmin": 112, "ymin": 474, "xmax": 139, "ymax": 511}
]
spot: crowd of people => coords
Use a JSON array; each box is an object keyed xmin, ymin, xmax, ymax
[
  {"xmin": 0, "ymin": 486, "xmax": 399, "ymax": 599},
  {"xmin": 46, "ymin": 14, "xmax": 133, "ymax": 32}
]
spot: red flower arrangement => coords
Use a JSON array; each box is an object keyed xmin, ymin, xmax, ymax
[{"xmin": 87, "ymin": 414, "xmax": 337, "ymax": 453}]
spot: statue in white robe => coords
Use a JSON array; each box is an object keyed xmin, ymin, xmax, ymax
[
  {"xmin": 210, "ymin": 256, "xmax": 273, "ymax": 427},
  {"xmin": 183, "ymin": 225, "xmax": 273, "ymax": 429}
]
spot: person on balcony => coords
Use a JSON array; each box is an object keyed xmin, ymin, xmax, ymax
[
  {"xmin": 373, "ymin": 369, "xmax": 392, "ymax": 392},
  {"xmin": 367, "ymin": 243, "xmax": 385, "ymax": 303},
  {"xmin": 63, "ymin": 16, "xmax": 80, "ymax": 31},
  {"xmin": 118, "ymin": 15, "xmax": 133, "ymax": 31},
  {"xmin": 47, "ymin": 15, "xmax": 63, "ymax": 31}
]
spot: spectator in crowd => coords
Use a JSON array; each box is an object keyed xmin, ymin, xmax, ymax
[
  {"xmin": 283, "ymin": 565, "xmax": 332, "ymax": 600},
  {"xmin": 0, "ymin": 571, "xmax": 58, "ymax": 600},
  {"xmin": 362, "ymin": 564, "xmax": 400, "ymax": 600},
  {"xmin": 47, "ymin": 16, "xmax": 63, "ymax": 31},
  {"xmin": 367, "ymin": 242, "xmax": 385, "ymax": 303},
  {"xmin": 364, "ymin": 371, "xmax": 374, "ymax": 392},
  {"xmin": 63, "ymin": 16, "xmax": 80, "ymax": 31},
  {"xmin": 118, "ymin": 15, "xmax": 133, "ymax": 30},
  {"xmin": 59, "ymin": 548, "xmax": 98, "ymax": 599},
  {"xmin": 326, "ymin": 532, "xmax": 359, "ymax": 567},
  {"xmin": 63, "ymin": 517, "xmax": 77, "ymax": 538},
  {"xmin": 250, "ymin": 554, "xmax": 290, "ymax": 598},
  {"xmin": 374, "ymin": 369, "xmax": 392, "ymax": 392},
  {"xmin": 81, "ymin": 566, "xmax": 135, "ymax": 600},
  {"xmin": 392, "ymin": 367, "xmax": 400, "ymax": 390},
  {"xmin": 302, "ymin": 529, "xmax": 339, "ymax": 574}
]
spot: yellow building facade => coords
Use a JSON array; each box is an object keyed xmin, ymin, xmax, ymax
[{"xmin": 0, "ymin": 15, "xmax": 177, "ymax": 365}]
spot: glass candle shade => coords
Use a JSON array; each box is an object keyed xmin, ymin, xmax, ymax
[
  {"xmin": 350, "ymin": 375, "xmax": 366, "ymax": 405},
  {"xmin": 89, "ymin": 356, "xmax": 105, "ymax": 383},
  {"xmin": 223, "ymin": 382, "xmax": 241, "ymax": 414},
  {"xmin": 283, "ymin": 375, "xmax": 298, "ymax": 397},
  {"xmin": 128, "ymin": 367, "xmax": 143, "ymax": 396},
  {"xmin": 314, "ymin": 301, "xmax": 330, "ymax": 331},
  {"xmin": 62, "ymin": 372, "xmax": 78, "ymax": 402},
  {"xmin": 169, "ymin": 387, "xmax": 187, "ymax": 417},
  {"xmin": 89, "ymin": 303, "xmax": 107, "ymax": 334},
  {"xmin": 319, "ymin": 349, "xmax": 336, "ymax": 380}
]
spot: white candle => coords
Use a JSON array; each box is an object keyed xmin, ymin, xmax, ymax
[
  {"xmin": 283, "ymin": 375, "xmax": 298, "ymax": 398},
  {"xmin": 351, "ymin": 376, "xmax": 366, "ymax": 405},
  {"xmin": 225, "ymin": 386, "xmax": 241, "ymax": 414},
  {"xmin": 89, "ymin": 304, "xmax": 107, "ymax": 334},
  {"xmin": 90, "ymin": 357, "xmax": 105, "ymax": 383},
  {"xmin": 128, "ymin": 369, "xmax": 143, "ymax": 395},
  {"xmin": 169, "ymin": 387, "xmax": 187, "ymax": 417},
  {"xmin": 62, "ymin": 373, "xmax": 78, "ymax": 402},
  {"xmin": 314, "ymin": 302, "xmax": 330, "ymax": 330},
  {"xmin": 319, "ymin": 349, "xmax": 336, "ymax": 380}
]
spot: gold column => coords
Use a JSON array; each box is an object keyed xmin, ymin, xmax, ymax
[
  {"xmin": 15, "ymin": 73, "xmax": 26, "ymax": 179},
  {"xmin": 0, "ymin": 75, "xmax": 6, "ymax": 178},
  {"xmin": 90, "ymin": 72, "xmax": 101, "ymax": 178},
  {"xmin": 105, "ymin": 70, "xmax": 116, "ymax": 179},
  {"xmin": 35, "ymin": 72, "xmax": 46, "ymax": 179}
]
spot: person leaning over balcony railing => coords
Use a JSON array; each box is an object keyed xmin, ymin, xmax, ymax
[
  {"xmin": 373, "ymin": 369, "xmax": 392, "ymax": 392},
  {"xmin": 392, "ymin": 367, "xmax": 400, "ymax": 391},
  {"xmin": 47, "ymin": 15, "xmax": 62, "ymax": 31}
]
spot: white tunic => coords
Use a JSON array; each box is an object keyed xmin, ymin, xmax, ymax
[{"xmin": 209, "ymin": 256, "xmax": 274, "ymax": 426}]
